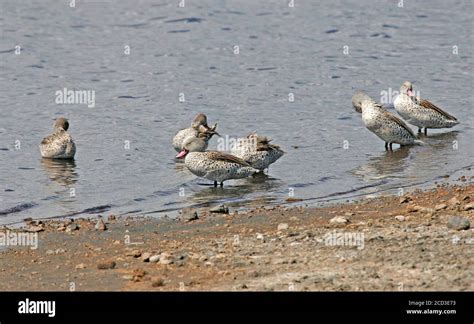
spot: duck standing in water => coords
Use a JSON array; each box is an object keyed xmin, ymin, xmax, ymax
[
  {"xmin": 176, "ymin": 136, "xmax": 259, "ymax": 187},
  {"xmin": 172, "ymin": 113, "xmax": 218, "ymax": 152},
  {"xmin": 40, "ymin": 118, "xmax": 76, "ymax": 159},
  {"xmin": 231, "ymin": 132, "xmax": 285, "ymax": 171},
  {"xmin": 394, "ymin": 81, "xmax": 459, "ymax": 135},
  {"xmin": 352, "ymin": 92, "xmax": 423, "ymax": 150}
]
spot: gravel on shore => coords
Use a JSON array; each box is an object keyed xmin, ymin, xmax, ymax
[{"xmin": 0, "ymin": 183, "xmax": 473, "ymax": 291}]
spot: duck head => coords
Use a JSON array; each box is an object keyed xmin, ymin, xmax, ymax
[
  {"xmin": 191, "ymin": 113, "xmax": 208, "ymax": 129},
  {"xmin": 400, "ymin": 81, "xmax": 414, "ymax": 97},
  {"xmin": 53, "ymin": 118, "xmax": 69, "ymax": 131},
  {"xmin": 352, "ymin": 91, "xmax": 374, "ymax": 113},
  {"xmin": 176, "ymin": 135, "xmax": 207, "ymax": 159}
]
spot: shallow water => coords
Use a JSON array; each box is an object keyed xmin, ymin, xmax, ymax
[{"xmin": 0, "ymin": 0, "xmax": 473, "ymax": 225}]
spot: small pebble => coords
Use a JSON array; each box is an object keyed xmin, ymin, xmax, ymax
[
  {"xmin": 75, "ymin": 263, "xmax": 86, "ymax": 270},
  {"xmin": 159, "ymin": 253, "xmax": 173, "ymax": 265},
  {"xmin": 66, "ymin": 223, "xmax": 79, "ymax": 232},
  {"xmin": 152, "ymin": 277, "xmax": 165, "ymax": 287},
  {"xmin": 285, "ymin": 197, "xmax": 303, "ymax": 202},
  {"xmin": 447, "ymin": 216, "xmax": 470, "ymax": 231},
  {"xmin": 141, "ymin": 252, "xmax": 152, "ymax": 262},
  {"xmin": 97, "ymin": 260, "xmax": 116, "ymax": 270},
  {"xmin": 125, "ymin": 250, "xmax": 141, "ymax": 258},
  {"xmin": 26, "ymin": 225, "xmax": 44, "ymax": 233},
  {"xmin": 149, "ymin": 255, "xmax": 160, "ymax": 263},
  {"xmin": 399, "ymin": 196, "xmax": 411, "ymax": 204},
  {"xmin": 178, "ymin": 208, "xmax": 199, "ymax": 222},
  {"xmin": 447, "ymin": 197, "xmax": 460, "ymax": 207},
  {"xmin": 95, "ymin": 218, "xmax": 107, "ymax": 231},
  {"xmin": 463, "ymin": 202, "xmax": 474, "ymax": 211},
  {"xmin": 329, "ymin": 216, "xmax": 349, "ymax": 224},
  {"xmin": 209, "ymin": 204, "xmax": 229, "ymax": 214}
]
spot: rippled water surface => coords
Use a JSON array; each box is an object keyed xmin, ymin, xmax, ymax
[{"xmin": 1, "ymin": 0, "xmax": 473, "ymax": 225}]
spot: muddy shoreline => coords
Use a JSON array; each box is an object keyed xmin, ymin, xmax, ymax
[{"xmin": 0, "ymin": 181, "xmax": 473, "ymax": 291}]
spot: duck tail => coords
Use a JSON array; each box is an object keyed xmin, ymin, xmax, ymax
[
  {"xmin": 414, "ymin": 140, "xmax": 425, "ymax": 146},
  {"xmin": 450, "ymin": 119, "xmax": 460, "ymax": 126},
  {"xmin": 250, "ymin": 168, "xmax": 263, "ymax": 176}
]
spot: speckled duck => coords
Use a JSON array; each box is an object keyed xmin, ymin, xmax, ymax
[
  {"xmin": 352, "ymin": 92, "xmax": 423, "ymax": 150},
  {"xmin": 394, "ymin": 81, "xmax": 459, "ymax": 135},
  {"xmin": 40, "ymin": 118, "xmax": 76, "ymax": 159}
]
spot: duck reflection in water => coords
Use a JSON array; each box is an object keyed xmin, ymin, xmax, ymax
[
  {"xmin": 41, "ymin": 158, "xmax": 78, "ymax": 187},
  {"xmin": 353, "ymin": 146, "xmax": 412, "ymax": 181},
  {"xmin": 189, "ymin": 173, "xmax": 280, "ymax": 207},
  {"xmin": 354, "ymin": 131, "xmax": 460, "ymax": 182}
]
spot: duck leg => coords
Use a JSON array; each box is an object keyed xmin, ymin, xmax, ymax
[
  {"xmin": 220, "ymin": 182, "xmax": 224, "ymax": 187},
  {"xmin": 418, "ymin": 128, "xmax": 422, "ymax": 134},
  {"xmin": 424, "ymin": 128, "xmax": 428, "ymax": 135},
  {"xmin": 385, "ymin": 142, "xmax": 389, "ymax": 150},
  {"xmin": 389, "ymin": 143, "xmax": 393, "ymax": 150},
  {"xmin": 213, "ymin": 181, "xmax": 218, "ymax": 187}
]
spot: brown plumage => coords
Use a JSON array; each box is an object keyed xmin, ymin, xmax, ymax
[
  {"xmin": 204, "ymin": 151, "xmax": 251, "ymax": 167},
  {"xmin": 394, "ymin": 81, "xmax": 459, "ymax": 134},
  {"xmin": 172, "ymin": 113, "xmax": 219, "ymax": 152},
  {"xmin": 231, "ymin": 132, "xmax": 285, "ymax": 171},
  {"xmin": 417, "ymin": 98, "xmax": 458, "ymax": 121},
  {"xmin": 40, "ymin": 118, "xmax": 76, "ymax": 159},
  {"xmin": 353, "ymin": 93, "xmax": 423, "ymax": 150}
]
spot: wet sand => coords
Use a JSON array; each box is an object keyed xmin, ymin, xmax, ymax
[{"xmin": 0, "ymin": 181, "xmax": 472, "ymax": 291}]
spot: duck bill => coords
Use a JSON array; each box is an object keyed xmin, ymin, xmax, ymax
[{"xmin": 176, "ymin": 150, "xmax": 188, "ymax": 159}]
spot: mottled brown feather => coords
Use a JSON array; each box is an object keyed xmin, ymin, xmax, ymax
[
  {"xmin": 41, "ymin": 130, "xmax": 65, "ymax": 145},
  {"xmin": 245, "ymin": 132, "xmax": 283, "ymax": 152},
  {"xmin": 207, "ymin": 151, "xmax": 251, "ymax": 167},
  {"xmin": 41, "ymin": 136, "xmax": 52, "ymax": 145},
  {"xmin": 418, "ymin": 98, "xmax": 457, "ymax": 121}
]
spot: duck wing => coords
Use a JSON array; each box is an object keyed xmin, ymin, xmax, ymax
[
  {"xmin": 208, "ymin": 151, "xmax": 251, "ymax": 167},
  {"xmin": 418, "ymin": 98, "xmax": 457, "ymax": 121},
  {"xmin": 382, "ymin": 110, "xmax": 416, "ymax": 137},
  {"xmin": 41, "ymin": 130, "xmax": 71, "ymax": 155},
  {"xmin": 41, "ymin": 133, "xmax": 58, "ymax": 146}
]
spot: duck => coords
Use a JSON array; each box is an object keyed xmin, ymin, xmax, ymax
[
  {"xmin": 352, "ymin": 92, "xmax": 423, "ymax": 150},
  {"xmin": 177, "ymin": 131, "xmax": 218, "ymax": 156},
  {"xmin": 172, "ymin": 113, "xmax": 218, "ymax": 152},
  {"xmin": 40, "ymin": 117, "xmax": 76, "ymax": 159},
  {"xmin": 176, "ymin": 136, "xmax": 259, "ymax": 187},
  {"xmin": 393, "ymin": 81, "xmax": 459, "ymax": 135},
  {"xmin": 231, "ymin": 132, "xmax": 285, "ymax": 171},
  {"xmin": 351, "ymin": 91, "xmax": 375, "ymax": 113}
]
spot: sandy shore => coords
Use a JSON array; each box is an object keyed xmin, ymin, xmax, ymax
[{"xmin": 0, "ymin": 181, "xmax": 473, "ymax": 291}]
